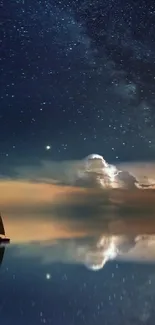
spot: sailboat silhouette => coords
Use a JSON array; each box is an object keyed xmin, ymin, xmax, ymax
[
  {"xmin": 0, "ymin": 214, "xmax": 10, "ymax": 244},
  {"xmin": 0, "ymin": 214, "xmax": 10, "ymax": 267}
]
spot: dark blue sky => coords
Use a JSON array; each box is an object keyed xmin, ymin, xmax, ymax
[{"xmin": 1, "ymin": 0, "xmax": 155, "ymax": 165}]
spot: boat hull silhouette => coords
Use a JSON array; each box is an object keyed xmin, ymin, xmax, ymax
[{"xmin": 0, "ymin": 237, "xmax": 10, "ymax": 244}]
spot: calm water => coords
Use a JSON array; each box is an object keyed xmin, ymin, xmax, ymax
[
  {"xmin": 0, "ymin": 242, "xmax": 155, "ymax": 325},
  {"xmin": 1, "ymin": 176, "xmax": 155, "ymax": 324}
]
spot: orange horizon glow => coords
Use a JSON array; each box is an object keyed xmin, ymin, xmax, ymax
[
  {"xmin": 1, "ymin": 179, "xmax": 155, "ymax": 244},
  {"xmin": 0, "ymin": 180, "xmax": 92, "ymax": 243}
]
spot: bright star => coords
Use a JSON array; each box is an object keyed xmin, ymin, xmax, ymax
[
  {"xmin": 46, "ymin": 273, "xmax": 51, "ymax": 280},
  {"xmin": 45, "ymin": 145, "xmax": 51, "ymax": 150}
]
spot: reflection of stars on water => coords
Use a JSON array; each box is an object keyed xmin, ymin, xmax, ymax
[
  {"xmin": 45, "ymin": 145, "xmax": 51, "ymax": 150},
  {"xmin": 45, "ymin": 273, "xmax": 51, "ymax": 280}
]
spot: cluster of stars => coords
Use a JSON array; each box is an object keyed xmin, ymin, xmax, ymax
[{"xmin": 1, "ymin": 0, "xmax": 155, "ymax": 163}]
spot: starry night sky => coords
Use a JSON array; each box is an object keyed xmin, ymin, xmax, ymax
[
  {"xmin": 1, "ymin": 1, "xmax": 155, "ymax": 324},
  {"xmin": 1, "ymin": 0, "xmax": 155, "ymax": 166}
]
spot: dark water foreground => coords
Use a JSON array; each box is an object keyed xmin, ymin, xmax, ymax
[
  {"xmin": 1, "ymin": 187, "xmax": 155, "ymax": 324},
  {"xmin": 1, "ymin": 240, "xmax": 155, "ymax": 325}
]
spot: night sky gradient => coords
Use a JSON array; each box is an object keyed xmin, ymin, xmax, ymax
[
  {"xmin": 1, "ymin": 0, "xmax": 155, "ymax": 324},
  {"xmin": 1, "ymin": 0, "xmax": 155, "ymax": 164}
]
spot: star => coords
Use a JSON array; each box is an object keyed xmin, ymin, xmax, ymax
[
  {"xmin": 45, "ymin": 273, "xmax": 51, "ymax": 280},
  {"xmin": 45, "ymin": 145, "xmax": 51, "ymax": 150}
]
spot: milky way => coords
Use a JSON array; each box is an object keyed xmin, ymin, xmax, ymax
[{"xmin": 1, "ymin": 0, "xmax": 155, "ymax": 165}]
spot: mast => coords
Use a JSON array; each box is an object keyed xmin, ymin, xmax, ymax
[{"xmin": 0, "ymin": 214, "xmax": 5, "ymax": 236}]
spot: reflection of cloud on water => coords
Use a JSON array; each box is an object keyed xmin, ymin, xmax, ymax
[{"xmin": 12, "ymin": 234, "xmax": 155, "ymax": 271}]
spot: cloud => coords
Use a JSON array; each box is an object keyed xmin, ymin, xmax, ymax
[
  {"xmin": 12, "ymin": 155, "xmax": 155, "ymax": 186},
  {"xmin": 13, "ymin": 159, "xmax": 81, "ymax": 184}
]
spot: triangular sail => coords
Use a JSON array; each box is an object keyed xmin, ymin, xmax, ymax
[{"xmin": 0, "ymin": 214, "xmax": 5, "ymax": 236}]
